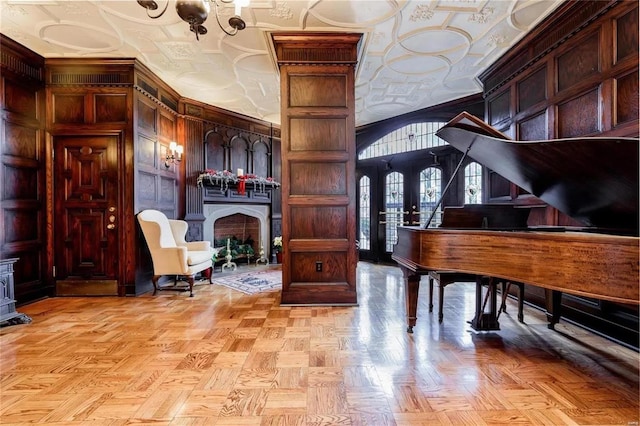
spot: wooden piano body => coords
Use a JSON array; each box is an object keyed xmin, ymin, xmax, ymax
[{"xmin": 392, "ymin": 113, "xmax": 639, "ymax": 333}]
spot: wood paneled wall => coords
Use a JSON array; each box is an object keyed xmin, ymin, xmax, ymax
[
  {"xmin": 273, "ymin": 33, "xmax": 360, "ymax": 305},
  {"xmin": 0, "ymin": 36, "xmax": 48, "ymax": 302},
  {"xmin": 478, "ymin": 0, "xmax": 639, "ymax": 349},
  {"xmin": 181, "ymin": 99, "xmax": 280, "ymax": 246}
]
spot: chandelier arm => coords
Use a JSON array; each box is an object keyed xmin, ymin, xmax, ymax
[
  {"xmin": 192, "ymin": 24, "xmax": 201, "ymax": 41},
  {"xmin": 213, "ymin": 1, "xmax": 239, "ymax": 36},
  {"xmin": 145, "ymin": 0, "xmax": 169, "ymax": 19}
]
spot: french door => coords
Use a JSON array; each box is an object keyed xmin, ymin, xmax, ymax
[{"xmin": 357, "ymin": 150, "xmax": 458, "ymax": 263}]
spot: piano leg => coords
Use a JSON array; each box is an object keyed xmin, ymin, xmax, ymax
[
  {"xmin": 428, "ymin": 276, "xmax": 434, "ymax": 314},
  {"xmin": 401, "ymin": 267, "xmax": 420, "ymax": 333},
  {"xmin": 546, "ymin": 290, "xmax": 563, "ymax": 329},
  {"xmin": 470, "ymin": 276, "xmax": 500, "ymax": 331},
  {"xmin": 516, "ymin": 282, "xmax": 525, "ymax": 323}
]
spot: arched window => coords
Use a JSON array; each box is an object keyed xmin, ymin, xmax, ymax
[
  {"xmin": 419, "ymin": 167, "xmax": 442, "ymax": 227},
  {"xmin": 464, "ymin": 162, "xmax": 483, "ymax": 204},
  {"xmin": 385, "ymin": 172, "xmax": 404, "ymax": 252},
  {"xmin": 359, "ymin": 122, "xmax": 447, "ymax": 160},
  {"xmin": 358, "ymin": 176, "xmax": 371, "ymax": 250}
]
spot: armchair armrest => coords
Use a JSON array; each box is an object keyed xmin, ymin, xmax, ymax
[
  {"xmin": 184, "ymin": 241, "xmax": 212, "ymax": 252},
  {"xmin": 150, "ymin": 246, "xmax": 189, "ymax": 275}
]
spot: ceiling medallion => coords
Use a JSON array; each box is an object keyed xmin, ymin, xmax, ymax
[
  {"xmin": 410, "ymin": 5, "xmax": 434, "ymax": 22},
  {"xmin": 269, "ymin": 2, "xmax": 293, "ymax": 20}
]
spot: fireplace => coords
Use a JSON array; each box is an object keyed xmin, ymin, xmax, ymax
[
  {"xmin": 214, "ymin": 213, "xmax": 259, "ymax": 249},
  {"xmin": 203, "ymin": 204, "xmax": 271, "ymax": 254}
]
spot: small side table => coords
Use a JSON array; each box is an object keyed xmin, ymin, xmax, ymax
[{"xmin": 0, "ymin": 258, "xmax": 32, "ymax": 326}]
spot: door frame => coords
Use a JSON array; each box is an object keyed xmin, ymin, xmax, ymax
[
  {"xmin": 356, "ymin": 146, "xmax": 461, "ymax": 263},
  {"xmin": 51, "ymin": 131, "xmax": 125, "ymax": 296}
]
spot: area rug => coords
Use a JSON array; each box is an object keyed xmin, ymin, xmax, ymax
[{"xmin": 212, "ymin": 269, "xmax": 282, "ymax": 294}]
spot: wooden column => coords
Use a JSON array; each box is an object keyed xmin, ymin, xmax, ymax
[{"xmin": 272, "ymin": 32, "xmax": 361, "ymax": 305}]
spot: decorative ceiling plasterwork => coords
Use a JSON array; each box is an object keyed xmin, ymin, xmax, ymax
[{"xmin": 0, "ymin": 0, "xmax": 563, "ymax": 126}]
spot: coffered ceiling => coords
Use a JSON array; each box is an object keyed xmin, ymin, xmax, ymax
[{"xmin": 1, "ymin": 0, "xmax": 563, "ymax": 126}]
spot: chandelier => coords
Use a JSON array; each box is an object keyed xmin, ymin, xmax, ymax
[{"xmin": 136, "ymin": 0, "xmax": 248, "ymax": 39}]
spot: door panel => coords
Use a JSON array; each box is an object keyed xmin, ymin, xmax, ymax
[
  {"xmin": 378, "ymin": 171, "xmax": 405, "ymax": 263},
  {"xmin": 54, "ymin": 135, "xmax": 119, "ymax": 295},
  {"xmin": 357, "ymin": 169, "xmax": 377, "ymax": 262}
]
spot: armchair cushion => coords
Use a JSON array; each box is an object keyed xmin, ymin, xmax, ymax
[
  {"xmin": 187, "ymin": 250, "xmax": 214, "ymax": 266},
  {"xmin": 184, "ymin": 241, "xmax": 212, "ymax": 252}
]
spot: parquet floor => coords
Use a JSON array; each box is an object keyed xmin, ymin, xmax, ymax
[{"xmin": 1, "ymin": 262, "xmax": 638, "ymax": 425}]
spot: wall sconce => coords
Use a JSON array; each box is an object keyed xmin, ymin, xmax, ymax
[
  {"xmin": 165, "ymin": 141, "xmax": 183, "ymax": 168},
  {"xmin": 137, "ymin": 0, "xmax": 248, "ymax": 40}
]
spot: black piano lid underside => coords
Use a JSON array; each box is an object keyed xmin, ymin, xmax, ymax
[{"xmin": 436, "ymin": 124, "xmax": 639, "ymax": 235}]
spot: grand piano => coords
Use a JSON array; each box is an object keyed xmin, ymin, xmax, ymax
[{"xmin": 392, "ymin": 112, "xmax": 639, "ymax": 333}]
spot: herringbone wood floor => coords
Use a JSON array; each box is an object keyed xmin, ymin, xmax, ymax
[{"xmin": 1, "ymin": 262, "xmax": 638, "ymax": 425}]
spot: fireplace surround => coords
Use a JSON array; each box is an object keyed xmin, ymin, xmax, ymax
[{"xmin": 203, "ymin": 204, "xmax": 271, "ymax": 255}]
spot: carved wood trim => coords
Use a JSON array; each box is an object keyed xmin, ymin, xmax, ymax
[
  {"xmin": 134, "ymin": 84, "xmax": 180, "ymax": 117},
  {"xmin": 271, "ymin": 32, "xmax": 361, "ymax": 66},
  {"xmin": 48, "ymin": 72, "xmax": 131, "ymax": 86},
  {"xmin": 0, "ymin": 35, "xmax": 44, "ymax": 82},
  {"xmin": 0, "ymin": 50, "xmax": 43, "ymax": 82}
]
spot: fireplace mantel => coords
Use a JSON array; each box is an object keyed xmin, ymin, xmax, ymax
[{"xmin": 203, "ymin": 185, "xmax": 275, "ymax": 204}]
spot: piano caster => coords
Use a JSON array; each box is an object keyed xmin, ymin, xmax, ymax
[{"xmin": 407, "ymin": 326, "xmax": 414, "ymax": 333}]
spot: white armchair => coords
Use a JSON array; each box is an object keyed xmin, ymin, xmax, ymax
[{"xmin": 137, "ymin": 209, "xmax": 214, "ymax": 297}]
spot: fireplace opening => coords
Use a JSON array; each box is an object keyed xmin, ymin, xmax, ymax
[
  {"xmin": 203, "ymin": 204, "xmax": 271, "ymax": 261},
  {"xmin": 213, "ymin": 213, "xmax": 260, "ymax": 257}
]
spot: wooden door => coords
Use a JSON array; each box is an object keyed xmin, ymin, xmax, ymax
[{"xmin": 54, "ymin": 135, "xmax": 119, "ymax": 295}]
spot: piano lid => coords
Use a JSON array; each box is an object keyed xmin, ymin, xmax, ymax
[{"xmin": 436, "ymin": 112, "xmax": 639, "ymax": 234}]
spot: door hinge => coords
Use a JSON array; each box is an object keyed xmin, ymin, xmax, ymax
[{"xmin": 53, "ymin": 266, "xmax": 56, "ymax": 278}]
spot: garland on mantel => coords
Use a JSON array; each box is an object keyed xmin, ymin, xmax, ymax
[{"xmin": 197, "ymin": 169, "xmax": 280, "ymax": 194}]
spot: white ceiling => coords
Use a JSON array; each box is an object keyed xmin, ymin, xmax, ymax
[{"xmin": 1, "ymin": 0, "xmax": 563, "ymax": 126}]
